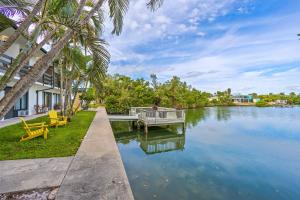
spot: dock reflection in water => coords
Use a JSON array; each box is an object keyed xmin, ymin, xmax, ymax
[
  {"xmin": 113, "ymin": 124, "xmax": 185, "ymax": 155},
  {"xmin": 111, "ymin": 107, "xmax": 300, "ymax": 200}
]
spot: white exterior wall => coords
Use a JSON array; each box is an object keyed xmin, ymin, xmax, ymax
[
  {"xmin": 1, "ymin": 28, "xmax": 63, "ymax": 119},
  {"xmin": 27, "ymin": 84, "xmax": 62, "ymax": 115},
  {"xmin": 52, "ymin": 94, "xmax": 56, "ymax": 107},
  {"xmin": 4, "ymin": 43, "xmax": 20, "ymax": 58},
  {"xmin": 38, "ymin": 91, "xmax": 43, "ymax": 107},
  {"xmin": 28, "ymin": 87, "xmax": 37, "ymax": 115},
  {"xmin": 253, "ymin": 98, "xmax": 260, "ymax": 103}
]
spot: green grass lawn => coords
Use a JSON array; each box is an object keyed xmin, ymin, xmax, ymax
[{"xmin": 0, "ymin": 111, "xmax": 96, "ymax": 160}]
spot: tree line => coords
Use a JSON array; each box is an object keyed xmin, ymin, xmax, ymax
[
  {"xmin": 253, "ymin": 92, "xmax": 300, "ymax": 106},
  {"xmin": 92, "ymin": 74, "xmax": 300, "ymax": 113},
  {"xmin": 97, "ymin": 74, "xmax": 228, "ymax": 113}
]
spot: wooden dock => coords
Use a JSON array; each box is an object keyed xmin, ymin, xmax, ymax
[
  {"xmin": 108, "ymin": 107, "xmax": 186, "ymax": 133},
  {"xmin": 108, "ymin": 115, "xmax": 139, "ymax": 122}
]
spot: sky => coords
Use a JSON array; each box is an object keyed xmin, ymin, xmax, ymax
[{"xmin": 103, "ymin": 0, "xmax": 300, "ymax": 94}]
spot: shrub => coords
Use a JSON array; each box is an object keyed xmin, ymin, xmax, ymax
[{"xmin": 256, "ymin": 100, "xmax": 268, "ymax": 107}]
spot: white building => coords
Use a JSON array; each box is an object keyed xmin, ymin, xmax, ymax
[
  {"xmin": 275, "ymin": 99, "xmax": 288, "ymax": 105},
  {"xmin": 0, "ymin": 27, "xmax": 62, "ymax": 120}
]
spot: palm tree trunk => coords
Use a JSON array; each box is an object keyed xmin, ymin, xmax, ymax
[
  {"xmin": 70, "ymin": 80, "xmax": 81, "ymax": 115},
  {"xmin": 63, "ymin": 78, "xmax": 72, "ymax": 117},
  {"xmin": 63, "ymin": 82, "xmax": 67, "ymax": 115},
  {"xmin": 59, "ymin": 60, "xmax": 64, "ymax": 114},
  {"xmin": 0, "ymin": 0, "xmax": 104, "ymax": 118},
  {"xmin": 0, "ymin": 0, "xmax": 46, "ymax": 55},
  {"xmin": 0, "ymin": 30, "xmax": 73, "ymax": 118},
  {"xmin": 0, "ymin": 27, "xmax": 58, "ymax": 91},
  {"xmin": 63, "ymin": 77, "xmax": 68, "ymax": 116},
  {"xmin": 67, "ymin": 79, "xmax": 73, "ymax": 117},
  {"xmin": 74, "ymin": 0, "xmax": 87, "ymax": 22}
]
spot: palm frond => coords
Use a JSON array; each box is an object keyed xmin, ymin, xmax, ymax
[
  {"xmin": 0, "ymin": 13, "xmax": 16, "ymax": 31},
  {"xmin": 0, "ymin": 0, "xmax": 32, "ymax": 18},
  {"xmin": 146, "ymin": 0, "xmax": 164, "ymax": 11},
  {"xmin": 87, "ymin": 37, "xmax": 110, "ymax": 67},
  {"xmin": 85, "ymin": 0, "xmax": 95, "ymax": 8},
  {"xmin": 47, "ymin": 0, "xmax": 77, "ymax": 26},
  {"xmin": 108, "ymin": 0, "xmax": 129, "ymax": 35},
  {"xmin": 83, "ymin": 36, "xmax": 110, "ymax": 86},
  {"xmin": 87, "ymin": 57, "xmax": 107, "ymax": 86},
  {"xmin": 90, "ymin": 9, "xmax": 104, "ymax": 36}
]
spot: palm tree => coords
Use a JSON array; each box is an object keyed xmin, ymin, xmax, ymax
[
  {"xmin": 0, "ymin": 0, "xmax": 45, "ymax": 55},
  {"xmin": 0, "ymin": 0, "xmax": 82, "ymax": 91},
  {"xmin": 0, "ymin": 0, "xmax": 163, "ymax": 118}
]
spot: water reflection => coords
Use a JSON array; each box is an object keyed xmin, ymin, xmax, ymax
[
  {"xmin": 113, "ymin": 126, "xmax": 185, "ymax": 155},
  {"xmin": 184, "ymin": 108, "xmax": 207, "ymax": 127},
  {"xmin": 216, "ymin": 107, "xmax": 232, "ymax": 121},
  {"xmin": 184, "ymin": 107, "xmax": 235, "ymax": 127},
  {"xmin": 111, "ymin": 107, "xmax": 300, "ymax": 200},
  {"xmin": 139, "ymin": 130, "xmax": 185, "ymax": 154}
]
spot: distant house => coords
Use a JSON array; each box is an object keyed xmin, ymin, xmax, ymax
[
  {"xmin": 253, "ymin": 98, "xmax": 261, "ymax": 103},
  {"xmin": 275, "ymin": 99, "xmax": 288, "ymax": 105},
  {"xmin": 232, "ymin": 95, "xmax": 253, "ymax": 103}
]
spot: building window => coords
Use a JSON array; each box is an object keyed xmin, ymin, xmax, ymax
[
  {"xmin": 53, "ymin": 93, "xmax": 61, "ymax": 105},
  {"xmin": 43, "ymin": 92, "xmax": 52, "ymax": 109},
  {"xmin": 14, "ymin": 92, "xmax": 28, "ymax": 110}
]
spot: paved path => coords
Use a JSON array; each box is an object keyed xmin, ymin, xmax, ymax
[
  {"xmin": 56, "ymin": 108, "xmax": 134, "ymax": 200},
  {"xmin": 0, "ymin": 113, "xmax": 47, "ymax": 128},
  {"xmin": 0, "ymin": 157, "xmax": 73, "ymax": 194}
]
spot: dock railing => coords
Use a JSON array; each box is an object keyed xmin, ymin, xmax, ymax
[{"xmin": 129, "ymin": 107, "xmax": 153, "ymax": 116}]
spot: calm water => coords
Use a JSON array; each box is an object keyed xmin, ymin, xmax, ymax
[{"xmin": 111, "ymin": 107, "xmax": 300, "ymax": 200}]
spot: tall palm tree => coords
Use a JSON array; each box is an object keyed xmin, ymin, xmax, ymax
[
  {"xmin": 0, "ymin": 0, "xmax": 82, "ymax": 91},
  {"xmin": 0, "ymin": 0, "xmax": 164, "ymax": 118},
  {"xmin": 0, "ymin": 0, "xmax": 45, "ymax": 55}
]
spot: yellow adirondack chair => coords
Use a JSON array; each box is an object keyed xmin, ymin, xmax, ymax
[
  {"xmin": 20, "ymin": 117, "xmax": 48, "ymax": 142},
  {"xmin": 48, "ymin": 110, "xmax": 67, "ymax": 127}
]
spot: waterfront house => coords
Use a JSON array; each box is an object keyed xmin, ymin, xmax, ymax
[
  {"xmin": 0, "ymin": 27, "xmax": 62, "ymax": 120},
  {"xmin": 275, "ymin": 99, "xmax": 288, "ymax": 105},
  {"xmin": 232, "ymin": 95, "xmax": 253, "ymax": 103}
]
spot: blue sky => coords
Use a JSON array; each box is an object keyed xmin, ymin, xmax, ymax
[{"xmin": 104, "ymin": 0, "xmax": 300, "ymax": 94}]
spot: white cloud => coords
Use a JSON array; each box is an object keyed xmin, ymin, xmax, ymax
[{"xmin": 103, "ymin": 0, "xmax": 300, "ymax": 94}]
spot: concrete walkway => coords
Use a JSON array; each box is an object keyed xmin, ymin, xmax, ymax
[
  {"xmin": 0, "ymin": 157, "xmax": 73, "ymax": 194},
  {"xmin": 0, "ymin": 113, "xmax": 47, "ymax": 128},
  {"xmin": 56, "ymin": 108, "xmax": 134, "ymax": 200}
]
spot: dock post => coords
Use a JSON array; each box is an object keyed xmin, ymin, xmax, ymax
[
  {"xmin": 128, "ymin": 121, "xmax": 133, "ymax": 132},
  {"xmin": 137, "ymin": 121, "xmax": 141, "ymax": 130},
  {"xmin": 144, "ymin": 124, "xmax": 148, "ymax": 134},
  {"xmin": 182, "ymin": 122, "xmax": 186, "ymax": 134}
]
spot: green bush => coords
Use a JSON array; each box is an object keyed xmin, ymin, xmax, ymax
[{"xmin": 256, "ymin": 100, "xmax": 268, "ymax": 107}]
